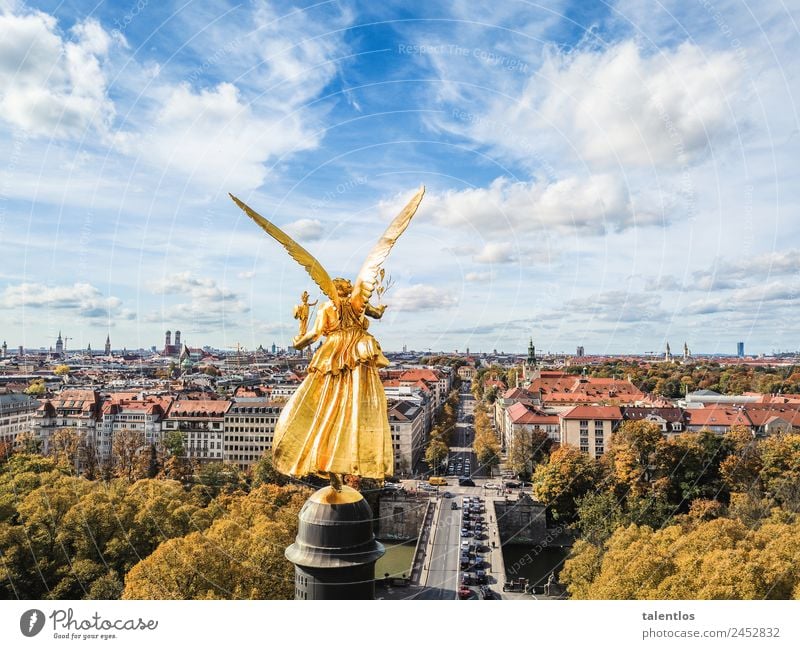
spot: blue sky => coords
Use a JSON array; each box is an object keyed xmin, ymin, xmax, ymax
[{"xmin": 0, "ymin": 0, "xmax": 798, "ymax": 355}]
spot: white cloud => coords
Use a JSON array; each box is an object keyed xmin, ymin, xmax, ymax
[
  {"xmin": 237, "ymin": 270, "xmax": 256, "ymax": 279},
  {"xmin": 0, "ymin": 282, "xmax": 133, "ymax": 321},
  {"xmin": 544, "ymin": 290, "xmax": 668, "ymax": 323},
  {"xmin": 0, "ymin": 11, "xmax": 119, "ymax": 137},
  {"xmin": 420, "ymin": 174, "xmax": 660, "ymax": 236},
  {"xmin": 694, "ymin": 250, "xmax": 800, "ymax": 289},
  {"xmin": 685, "ymin": 281, "xmax": 800, "ymax": 315},
  {"xmin": 388, "ymin": 284, "xmax": 458, "ymax": 312},
  {"xmin": 644, "ymin": 275, "xmax": 685, "ymax": 292},
  {"xmin": 449, "ymin": 39, "xmax": 743, "ymax": 170},
  {"xmin": 149, "ymin": 271, "xmax": 237, "ymax": 302},
  {"xmin": 284, "ymin": 218, "xmax": 325, "ymax": 242},
  {"xmin": 140, "ymin": 82, "xmax": 318, "ymax": 191},
  {"xmin": 465, "ymin": 271, "xmax": 491, "ymax": 282},
  {"xmin": 473, "ymin": 242, "xmax": 515, "ymax": 264},
  {"xmin": 147, "ymin": 272, "xmax": 248, "ymax": 329}
]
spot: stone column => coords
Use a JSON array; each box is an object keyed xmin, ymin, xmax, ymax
[{"xmin": 286, "ymin": 485, "xmax": 385, "ymax": 600}]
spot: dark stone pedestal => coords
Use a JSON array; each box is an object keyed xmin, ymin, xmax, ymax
[{"xmin": 285, "ymin": 485, "xmax": 385, "ymax": 600}]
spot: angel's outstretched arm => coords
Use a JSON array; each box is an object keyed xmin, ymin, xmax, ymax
[
  {"xmin": 293, "ymin": 303, "xmax": 330, "ymax": 349},
  {"xmin": 364, "ymin": 302, "xmax": 386, "ymax": 319}
]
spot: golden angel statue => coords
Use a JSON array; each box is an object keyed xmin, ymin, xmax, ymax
[
  {"xmin": 293, "ymin": 290, "xmax": 317, "ymax": 337},
  {"xmin": 229, "ymin": 186, "xmax": 425, "ymax": 486}
]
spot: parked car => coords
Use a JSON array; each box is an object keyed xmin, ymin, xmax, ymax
[
  {"xmin": 459, "ymin": 478, "xmax": 476, "ymax": 487},
  {"xmin": 484, "ymin": 483, "xmax": 501, "ymax": 490},
  {"xmin": 451, "ymin": 501, "xmax": 458, "ymax": 510},
  {"xmin": 458, "ymin": 586, "xmax": 472, "ymax": 600}
]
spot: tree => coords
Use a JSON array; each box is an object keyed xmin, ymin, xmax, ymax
[
  {"xmin": 54, "ymin": 364, "xmax": 70, "ymax": 377},
  {"xmin": 424, "ymin": 437, "xmax": 449, "ymax": 474},
  {"xmin": 13, "ymin": 430, "xmax": 41, "ymax": 455},
  {"xmin": 574, "ymin": 491, "xmax": 624, "ymax": 547},
  {"xmin": 562, "ymin": 514, "xmax": 800, "ymax": 599},
  {"xmin": 49, "ymin": 427, "xmax": 81, "ymax": 473},
  {"xmin": 508, "ymin": 427, "xmax": 553, "ymax": 480},
  {"xmin": 24, "ymin": 379, "xmax": 46, "ymax": 396},
  {"xmin": 192, "ymin": 462, "xmax": 246, "ymax": 503},
  {"xmin": 473, "ymin": 402, "xmax": 501, "ymax": 476},
  {"xmin": 111, "ymin": 428, "xmax": 146, "ymax": 482},
  {"xmin": 533, "ymin": 446, "xmax": 600, "ymax": 522},
  {"xmin": 758, "ymin": 433, "xmax": 800, "ymax": 511},
  {"xmin": 250, "ymin": 450, "xmax": 288, "ymax": 487},
  {"xmin": 653, "ymin": 430, "xmax": 735, "ymax": 510},
  {"xmin": 123, "ymin": 484, "xmax": 308, "ymax": 600},
  {"xmin": 606, "ymin": 420, "xmax": 663, "ymax": 491}
]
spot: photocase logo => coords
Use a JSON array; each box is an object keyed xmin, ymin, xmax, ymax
[{"xmin": 20, "ymin": 609, "xmax": 45, "ymax": 637}]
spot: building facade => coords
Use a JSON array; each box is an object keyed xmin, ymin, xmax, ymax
[
  {"xmin": 559, "ymin": 405, "xmax": 623, "ymax": 458},
  {"xmin": 0, "ymin": 393, "xmax": 38, "ymax": 446},
  {"xmin": 223, "ymin": 398, "xmax": 284, "ymax": 470},
  {"xmin": 164, "ymin": 400, "xmax": 230, "ymax": 462},
  {"xmin": 387, "ymin": 399, "xmax": 425, "ymax": 475}
]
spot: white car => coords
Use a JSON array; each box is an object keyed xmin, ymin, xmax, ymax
[{"xmin": 484, "ymin": 483, "xmax": 501, "ymax": 490}]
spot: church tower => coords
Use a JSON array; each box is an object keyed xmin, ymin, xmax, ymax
[
  {"xmin": 683, "ymin": 341, "xmax": 689, "ymax": 361},
  {"xmin": 1, "ymin": 341, "xmax": 6, "ymax": 358},
  {"xmin": 665, "ymin": 341, "xmax": 672, "ymax": 362},
  {"xmin": 55, "ymin": 331, "xmax": 64, "ymax": 357}
]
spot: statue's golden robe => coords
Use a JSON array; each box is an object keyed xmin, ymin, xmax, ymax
[{"xmin": 272, "ymin": 298, "xmax": 392, "ymax": 478}]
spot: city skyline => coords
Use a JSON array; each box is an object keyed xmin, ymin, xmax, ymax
[
  {"xmin": 2, "ymin": 329, "xmax": 789, "ymax": 358},
  {"xmin": 1, "ymin": 1, "xmax": 798, "ymax": 354}
]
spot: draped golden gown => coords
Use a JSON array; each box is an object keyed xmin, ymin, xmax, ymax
[{"xmin": 272, "ymin": 297, "xmax": 393, "ymax": 479}]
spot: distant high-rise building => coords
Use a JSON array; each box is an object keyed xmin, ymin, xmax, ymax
[
  {"xmin": 737, "ymin": 342, "xmax": 745, "ymax": 358},
  {"xmin": 105, "ymin": 335, "xmax": 111, "ymax": 356},
  {"xmin": 1, "ymin": 341, "xmax": 6, "ymax": 358},
  {"xmin": 576, "ymin": 345, "xmax": 585, "ymax": 357},
  {"xmin": 271, "ymin": 342, "xmax": 277, "ymax": 354}
]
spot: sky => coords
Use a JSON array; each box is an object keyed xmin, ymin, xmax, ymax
[{"xmin": 0, "ymin": 0, "xmax": 798, "ymax": 356}]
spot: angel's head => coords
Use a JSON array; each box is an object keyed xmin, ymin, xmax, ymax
[{"xmin": 332, "ymin": 277, "xmax": 353, "ymax": 298}]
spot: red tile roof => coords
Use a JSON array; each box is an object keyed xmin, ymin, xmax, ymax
[
  {"xmin": 687, "ymin": 406, "xmax": 752, "ymax": 428},
  {"xmin": 168, "ymin": 400, "xmax": 232, "ymax": 417},
  {"xmin": 561, "ymin": 405, "xmax": 623, "ymax": 420},
  {"xmin": 506, "ymin": 402, "xmax": 559, "ymax": 425}
]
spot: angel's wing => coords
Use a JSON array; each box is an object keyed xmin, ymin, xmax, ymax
[
  {"xmin": 229, "ymin": 194, "xmax": 338, "ymax": 303},
  {"xmin": 351, "ymin": 186, "xmax": 425, "ymax": 314}
]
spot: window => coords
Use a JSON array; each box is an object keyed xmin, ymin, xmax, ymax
[
  {"xmin": 595, "ymin": 446, "xmax": 604, "ymax": 455},
  {"xmin": 580, "ymin": 444, "xmax": 589, "ymax": 453},
  {"xmin": 579, "ymin": 420, "xmax": 588, "ymax": 427}
]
